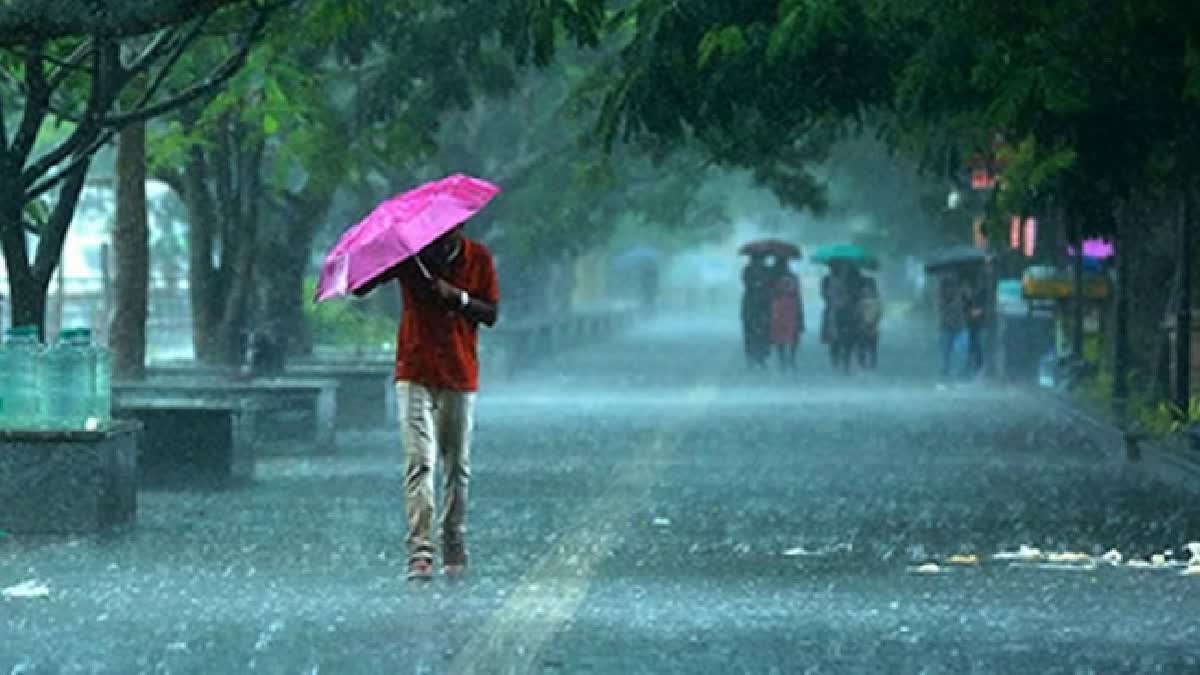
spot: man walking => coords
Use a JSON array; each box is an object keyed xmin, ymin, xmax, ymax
[{"xmin": 357, "ymin": 224, "xmax": 499, "ymax": 580}]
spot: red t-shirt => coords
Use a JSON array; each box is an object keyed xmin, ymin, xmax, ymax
[{"xmin": 393, "ymin": 239, "xmax": 499, "ymax": 391}]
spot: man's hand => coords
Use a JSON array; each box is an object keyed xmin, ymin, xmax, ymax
[
  {"xmin": 434, "ymin": 278, "xmax": 464, "ymax": 306},
  {"xmin": 431, "ymin": 276, "xmax": 497, "ymax": 326}
]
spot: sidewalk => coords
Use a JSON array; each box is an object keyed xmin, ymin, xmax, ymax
[{"xmin": 1036, "ymin": 384, "xmax": 1200, "ymax": 493}]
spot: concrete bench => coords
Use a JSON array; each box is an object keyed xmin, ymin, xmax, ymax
[
  {"xmin": 114, "ymin": 377, "xmax": 339, "ymax": 455},
  {"xmin": 286, "ymin": 362, "xmax": 396, "ymax": 429},
  {"xmin": 0, "ymin": 422, "xmax": 140, "ymax": 534},
  {"xmin": 113, "ymin": 396, "xmax": 258, "ymax": 487},
  {"xmin": 149, "ymin": 362, "xmax": 395, "ymax": 430}
]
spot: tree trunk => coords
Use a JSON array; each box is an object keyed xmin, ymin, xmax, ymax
[
  {"xmin": 1177, "ymin": 189, "xmax": 1193, "ymax": 414},
  {"xmin": 0, "ymin": 160, "xmax": 86, "ymax": 339},
  {"xmin": 1113, "ymin": 208, "xmax": 1131, "ymax": 421},
  {"xmin": 178, "ymin": 148, "xmax": 223, "ymax": 363},
  {"xmin": 173, "ymin": 139, "xmax": 256, "ymax": 367},
  {"xmin": 1069, "ymin": 217, "xmax": 1084, "ymax": 360},
  {"xmin": 0, "ymin": 168, "xmax": 39, "ymax": 332},
  {"xmin": 257, "ymin": 196, "xmax": 329, "ymax": 358},
  {"xmin": 5, "ymin": 268, "xmax": 45, "ymax": 334},
  {"xmin": 110, "ymin": 121, "xmax": 149, "ymax": 379}
]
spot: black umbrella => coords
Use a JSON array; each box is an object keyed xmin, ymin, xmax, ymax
[{"xmin": 924, "ymin": 246, "xmax": 989, "ymax": 274}]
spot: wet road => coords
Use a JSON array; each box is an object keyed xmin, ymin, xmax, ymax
[{"xmin": 3, "ymin": 313, "xmax": 1199, "ymax": 674}]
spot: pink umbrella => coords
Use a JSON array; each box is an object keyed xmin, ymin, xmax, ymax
[{"xmin": 314, "ymin": 174, "xmax": 500, "ymax": 303}]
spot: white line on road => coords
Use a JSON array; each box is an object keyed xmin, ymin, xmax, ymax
[{"xmin": 449, "ymin": 384, "xmax": 720, "ymax": 675}]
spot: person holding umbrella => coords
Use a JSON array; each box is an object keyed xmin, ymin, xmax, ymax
[
  {"xmin": 739, "ymin": 239, "xmax": 802, "ymax": 370},
  {"xmin": 315, "ymin": 174, "xmax": 500, "ymax": 581},
  {"xmin": 740, "ymin": 253, "xmax": 773, "ymax": 369},
  {"xmin": 768, "ymin": 255, "xmax": 805, "ymax": 370}
]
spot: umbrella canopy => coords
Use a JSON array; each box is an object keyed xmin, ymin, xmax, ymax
[
  {"xmin": 810, "ymin": 243, "xmax": 879, "ymax": 270},
  {"xmin": 314, "ymin": 174, "xmax": 500, "ymax": 303},
  {"xmin": 738, "ymin": 239, "xmax": 802, "ymax": 258},
  {"xmin": 924, "ymin": 245, "xmax": 990, "ymax": 274}
]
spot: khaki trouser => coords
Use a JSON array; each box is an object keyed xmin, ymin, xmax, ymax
[{"xmin": 396, "ymin": 381, "xmax": 475, "ymax": 561}]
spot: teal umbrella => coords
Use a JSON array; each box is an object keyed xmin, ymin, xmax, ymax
[{"xmin": 811, "ymin": 243, "xmax": 880, "ymax": 270}]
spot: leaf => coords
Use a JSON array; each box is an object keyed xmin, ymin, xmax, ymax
[
  {"xmin": 698, "ymin": 26, "xmax": 747, "ymax": 68},
  {"xmin": 263, "ymin": 114, "xmax": 280, "ymax": 135}
]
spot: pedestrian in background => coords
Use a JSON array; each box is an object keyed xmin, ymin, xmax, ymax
[{"xmin": 768, "ymin": 255, "xmax": 804, "ymax": 370}]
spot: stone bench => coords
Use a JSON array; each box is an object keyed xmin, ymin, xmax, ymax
[
  {"xmin": 149, "ymin": 363, "xmax": 395, "ymax": 430},
  {"xmin": 286, "ymin": 362, "xmax": 396, "ymax": 429},
  {"xmin": 113, "ymin": 396, "xmax": 258, "ymax": 487},
  {"xmin": 114, "ymin": 377, "xmax": 339, "ymax": 455},
  {"xmin": 0, "ymin": 422, "xmax": 140, "ymax": 534}
]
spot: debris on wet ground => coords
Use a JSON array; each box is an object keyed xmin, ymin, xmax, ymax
[
  {"xmin": 1009, "ymin": 560, "xmax": 1099, "ymax": 572},
  {"xmin": 2, "ymin": 580, "xmax": 50, "ymax": 599},
  {"xmin": 906, "ymin": 543, "xmax": 1200, "ymax": 576},
  {"xmin": 782, "ymin": 542, "xmax": 853, "ymax": 557},
  {"xmin": 992, "ymin": 544, "xmax": 1044, "ymax": 561},
  {"xmin": 1046, "ymin": 552, "xmax": 1090, "ymax": 563}
]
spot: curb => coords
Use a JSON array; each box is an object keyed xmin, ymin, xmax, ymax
[{"xmin": 1035, "ymin": 386, "xmax": 1200, "ymax": 493}]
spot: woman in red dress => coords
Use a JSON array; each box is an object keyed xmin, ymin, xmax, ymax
[{"xmin": 768, "ymin": 256, "xmax": 804, "ymax": 370}]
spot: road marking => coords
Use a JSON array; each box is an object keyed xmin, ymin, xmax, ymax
[{"xmin": 450, "ymin": 384, "xmax": 719, "ymax": 675}]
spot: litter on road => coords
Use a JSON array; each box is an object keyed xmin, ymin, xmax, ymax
[{"xmin": 2, "ymin": 580, "xmax": 50, "ymax": 599}]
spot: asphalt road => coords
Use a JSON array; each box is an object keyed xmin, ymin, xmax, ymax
[{"xmin": 2, "ymin": 312, "xmax": 1199, "ymax": 674}]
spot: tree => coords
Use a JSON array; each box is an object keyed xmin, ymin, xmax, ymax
[
  {"xmin": 0, "ymin": 0, "xmax": 282, "ymax": 334},
  {"xmin": 410, "ymin": 55, "xmax": 737, "ymax": 314},
  {"xmin": 575, "ymin": 1, "xmax": 901, "ymax": 214},
  {"xmin": 152, "ymin": 0, "xmax": 607, "ymax": 364},
  {"xmin": 110, "ymin": 121, "xmax": 148, "ymax": 378}
]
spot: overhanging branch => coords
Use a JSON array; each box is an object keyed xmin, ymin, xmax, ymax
[
  {"xmin": 24, "ymin": 1, "xmax": 282, "ymax": 198},
  {"xmin": 101, "ymin": 4, "xmax": 275, "ymax": 127},
  {"xmin": 0, "ymin": 0, "xmax": 251, "ymax": 47}
]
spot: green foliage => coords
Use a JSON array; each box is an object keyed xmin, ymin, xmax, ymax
[
  {"xmin": 1131, "ymin": 397, "xmax": 1200, "ymax": 437},
  {"xmin": 302, "ymin": 278, "xmax": 395, "ymax": 347},
  {"xmin": 993, "ymin": 136, "xmax": 1077, "ymax": 216},
  {"xmin": 698, "ymin": 26, "xmax": 747, "ymax": 68}
]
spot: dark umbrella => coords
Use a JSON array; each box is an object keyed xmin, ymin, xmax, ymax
[
  {"xmin": 810, "ymin": 243, "xmax": 879, "ymax": 270},
  {"xmin": 738, "ymin": 239, "xmax": 802, "ymax": 258},
  {"xmin": 924, "ymin": 246, "xmax": 990, "ymax": 274}
]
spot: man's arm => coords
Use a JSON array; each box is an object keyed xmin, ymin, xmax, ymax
[
  {"xmin": 352, "ymin": 266, "xmax": 400, "ymax": 298},
  {"xmin": 433, "ymin": 279, "xmax": 498, "ymax": 327}
]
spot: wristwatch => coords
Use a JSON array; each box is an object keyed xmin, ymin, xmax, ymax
[{"xmin": 459, "ymin": 290, "xmax": 469, "ymax": 308}]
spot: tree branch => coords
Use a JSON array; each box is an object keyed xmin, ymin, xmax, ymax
[
  {"xmin": 47, "ymin": 39, "xmax": 95, "ymax": 90},
  {"xmin": 25, "ymin": 127, "xmax": 114, "ymax": 201},
  {"xmin": 32, "ymin": 155, "xmax": 90, "ymax": 286},
  {"xmin": 119, "ymin": 19, "xmax": 215, "ymax": 117},
  {"xmin": 25, "ymin": 3, "xmax": 277, "ymax": 197},
  {"xmin": 12, "ymin": 43, "xmax": 50, "ymax": 165},
  {"xmin": 101, "ymin": 4, "xmax": 275, "ymax": 127},
  {"xmin": 0, "ymin": 88, "xmax": 8, "ymax": 151},
  {"xmin": 22, "ymin": 44, "xmax": 110, "ymax": 186},
  {"xmin": 0, "ymin": 0, "xmax": 251, "ymax": 47}
]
